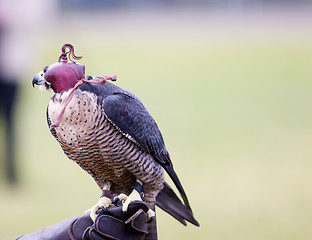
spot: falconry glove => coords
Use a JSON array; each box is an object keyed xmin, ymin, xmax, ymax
[{"xmin": 16, "ymin": 201, "xmax": 150, "ymax": 240}]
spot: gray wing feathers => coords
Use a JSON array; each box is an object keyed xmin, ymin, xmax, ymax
[
  {"xmin": 102, "ymin": 91, "xmax": 193, "ymax": 213},
  {"xmin": 102, "ymin": 92, "xmax": 171, "ymax": 167},
  {"xmin": 80, "ymin": 82, "xmax": 193, "ymax": 213}
]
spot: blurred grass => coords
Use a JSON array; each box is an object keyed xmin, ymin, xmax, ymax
[{"xmin": 1, "ymin": 7, "xmax": 312, "ymax": 240}]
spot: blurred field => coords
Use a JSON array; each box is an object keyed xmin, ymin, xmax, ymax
[{"xmin": 1, "ymin": 6, "xmax": 312, "ymax": 240}]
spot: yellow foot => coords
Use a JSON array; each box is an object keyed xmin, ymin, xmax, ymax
[
  {"xmin": 114, "ymin": 189, "xmax": 143, "ymax": 213},
  {"xmin": 115, "ymin": 190, "xmax": 155, "ymax": 222},
  {"xmin": 85, "ymin": 196, "xmax": 112, "ymax": 222},
  {"xmin": 147, "ymin": 209, "xmax": 155, "ymax": 222}
]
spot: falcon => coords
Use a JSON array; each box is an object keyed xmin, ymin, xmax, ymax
[{"xmin": 32, "ymin": 44, "xmax": 199, "ymax": 239}]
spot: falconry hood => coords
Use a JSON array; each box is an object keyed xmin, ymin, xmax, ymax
[
  {"xmin": 45, "ymin": 44, "xmax": 85, "ymax": 93},
  {"xmin": 32, "ymin": 43, "xmax": 117, "ymax": 129}
]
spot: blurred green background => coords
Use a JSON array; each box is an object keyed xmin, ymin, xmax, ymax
[{"xmin": 1, "ymin": 2, "xmax": 312, "ymax": 240}]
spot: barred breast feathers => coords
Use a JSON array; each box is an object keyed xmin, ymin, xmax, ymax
[
  {"xmin": 48, "ymin": 89, "xmax": 99, "ymax": 144},
  {"xmin": 48, "ymin": 88, "xmax": 140, "ymax": 147}
]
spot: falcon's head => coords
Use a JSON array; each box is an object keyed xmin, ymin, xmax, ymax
[{"xmin": 32, "ymin": 43, "xmax": 85, "ymax": 93}]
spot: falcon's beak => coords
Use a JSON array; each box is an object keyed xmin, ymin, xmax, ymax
[{"xmin": 32, "ymin": 71, "xmax": 45, "ymax": 87}]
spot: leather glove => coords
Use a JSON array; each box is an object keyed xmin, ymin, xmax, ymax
[{"xmin": 16, "ymin": 201, "xmax": 150, "ymax": 240}]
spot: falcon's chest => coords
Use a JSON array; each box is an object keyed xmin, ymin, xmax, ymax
[
  {"xmin": 48, "ymin": 89, "xmax": 102, "ymax": 146},
  {"xmin": 47, "ymin": 88, "xmax": 164, "ymax": 191},
  {"xmin": 47, "ymin": 89, "xmax": 142, "ymax": 188}
]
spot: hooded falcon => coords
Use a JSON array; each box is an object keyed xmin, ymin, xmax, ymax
[{"xmin": 32, "ymin": 44, "xmax": 199, "ymax": 239}]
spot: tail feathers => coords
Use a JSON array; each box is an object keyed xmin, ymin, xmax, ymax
[
  {"xmin": 165, "ymin": 165, "xmax": 193, "ymax": 213},
  {"xmin": 156, "ymin": 182, "xmax": 200, "ymax": 227}
]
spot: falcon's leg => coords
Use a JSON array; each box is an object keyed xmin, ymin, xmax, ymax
[
  {"xmin": 85, "ymin": 181, "xmax": 113, "ymax": 221},
  {"xmin": 115, "ymin": 180, "xmax": 155, "ymax": 221}
]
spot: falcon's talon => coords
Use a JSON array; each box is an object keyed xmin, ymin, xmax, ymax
[
  {"xmin": 113, "ymin": 193, "xmax": 128, "ymax": 206},
  {"xmin": 100, "ymin": 206, "xmax": 108, "ymax": 213},
  {"xmin": 86, "ymin": 196, "xmax": 112, "ymax": 222},
  {"xmin": 147, "ymin": 209, "xmax": 155, "ymax": 221},
  {"xmin": 147, "ymin": 216, "xmax": 155, "ymax": 223},
  {"xmin": 113, "ymin": 196, "xmax": 120, "ymax": 206},
  {"xmin": 117, "ymin": 190, "xmax": 155, "ymax": 223},
  {"xmin": 121, "ymin": 189, "xmax": 143, "ymax": 212}
]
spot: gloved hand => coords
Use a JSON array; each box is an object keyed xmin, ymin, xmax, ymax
[{"xmin": 16, "ymin": 201, "xmax": 151, "ymax": 240}]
